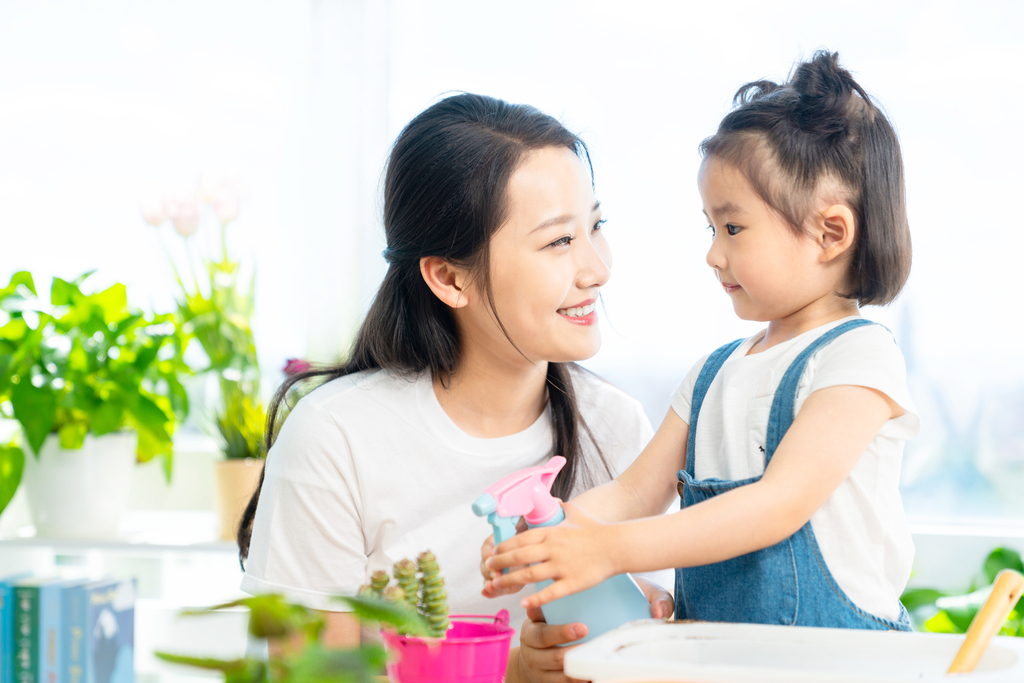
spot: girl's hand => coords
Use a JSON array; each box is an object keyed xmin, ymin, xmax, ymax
[
  {"xmin": 487, "ymin": 502, "xmax": 619, "ymax": 610},
  {"xmin": 481, "ymin": 517, "xmax": 529, "ymax": 598},
  {"xmin": 633, "ymin": 576, "xmax": 675, "ymax": 619}
]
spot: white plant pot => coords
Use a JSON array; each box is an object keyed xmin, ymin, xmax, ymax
[{"xmin": 22, "ymin": 432, "xmax": 138, "ymax": 539}]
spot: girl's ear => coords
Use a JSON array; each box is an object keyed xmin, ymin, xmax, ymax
[
  {"xmin": 816, "ymin": 204, "xmax": 856, "ymax": 263},
  {"xmin": 420, "ymin": 256, "xmax": 471, "ymax": 309}
]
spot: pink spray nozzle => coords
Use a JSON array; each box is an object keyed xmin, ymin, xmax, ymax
[{"xmin": 479, "ymin": 455, "xmax": 565, "ymax": 526}]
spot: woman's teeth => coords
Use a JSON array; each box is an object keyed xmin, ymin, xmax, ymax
[{"xmin": 558, "ymin": 303, "xmax": 596, "ymax": 318}]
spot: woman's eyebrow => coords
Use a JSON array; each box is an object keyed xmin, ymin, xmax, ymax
[{"xmin": 532, "ymin": 201, "xmax": 602, "ymax": 233}]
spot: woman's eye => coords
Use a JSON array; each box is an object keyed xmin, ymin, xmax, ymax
[
  {"xmin": 550, "ymin": 235, "xmax": 574, "ymax": 248},
  {"xmin": 593, "ymin": 218, "xmax": 606, "ymax": 232},
  {"xmin": 726, "ymin": 223, "xmax": 741, "ymax": 236}
]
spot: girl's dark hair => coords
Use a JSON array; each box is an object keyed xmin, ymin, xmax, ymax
[
  {"xmin": 237, "ymin": 93, "xmax": 612, "ymax": 566},
  {"xmin": 701, "ymin": 50, "xmax": 911, "ymax": 306}
]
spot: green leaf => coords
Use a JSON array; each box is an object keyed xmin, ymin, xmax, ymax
[
  {"xmin": 132, "ymin": 338, "xmax": 164, "ymax": 372},
  {"xmin": 68, "ymin": 339, "xmax": 89, "ymax": 373},
  {"xmin": 90, "ymin": 396, "xmax": 124, "ymax": 436},
  {"xmin": 0, "ymin": 319, "xmax": 27, "ymax": 341},
  {"xmin": 0, "ymin": 442, "xmax": 25, "ymax": 516},
  {"xmin": 11, "ymin": 380, "xmax": 57, "ymax": 454},
  {"xmin": 335, "ymin": 595, "xmax": 432, "ymax": 638},
  {"xmin": 285, "ymin": 642, "xmax": 385, "ymax": 683},
  {"xmin": 180, "ymin": 595, "xmax": 324, "ymax": 642},
  {"xmin": 154, "ymin": 653, "xmax": 268, "ymax": 683},
  {"xmin": 984, "ymin": 548, "xmax": 1024, "ymax": 585},
  {"xmin": 0, "ymin": 272, "xmax": 36, "ymax": 298},
  {"xmin": 90, "ymin": 284, "xmax": 128, "ymax": 322},
  {"xmin": 900, "ymin": 588, "xmax": 948, "ymax": 612},
  {"xmin": 923, "ymin": 610, "xmax": 963, "ymax": 634},
  {"xmin": 51, "ymin": 277, "xmax": 83, "ymax": 307},
  {"xmin": 58, "ymin": 421, "xmax": 88, "ymax": 450}
]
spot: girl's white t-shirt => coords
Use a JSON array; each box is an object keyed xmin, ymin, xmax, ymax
[
  {"xmin": 241, "ymin": 366, "xmax": 656, "ymax": 641},
  {"xmin": 670, "ymin": 317, "xmax": 920, "ymax": 620}
]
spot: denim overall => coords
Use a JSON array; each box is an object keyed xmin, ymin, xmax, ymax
[{"xmin": 674, "ymin": 319, "xmax": 911, "ymax": 630}]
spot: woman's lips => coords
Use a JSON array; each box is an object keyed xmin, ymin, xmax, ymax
[
  {"xmin": 722, "ymin": 282, "xmax": 741, "ymax": 294},
  {"xmin": 558, "ymin": 301, "xmax": 597, "ymax": 325}
]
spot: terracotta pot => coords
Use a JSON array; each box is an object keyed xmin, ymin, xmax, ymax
[
  {"xmin": 214, "ymin": 458, "xmax": 264, "ymax": 541},
  {"xmin": 22, "ymin": 432, "xmax": 138, "ymax": 539}
]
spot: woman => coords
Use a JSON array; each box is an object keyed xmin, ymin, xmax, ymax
[{"xmin": 237, "ymin": 93, "xmax": 672, "ymax": 683}]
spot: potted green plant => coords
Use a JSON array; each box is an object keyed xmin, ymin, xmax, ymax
[
  {"xmin": 142, "ymin": 179, "xmax": 265, "ymax": 540},
  {"xmin": 0, "ymin": 271, "xmax": 190, "ymax": 538}
]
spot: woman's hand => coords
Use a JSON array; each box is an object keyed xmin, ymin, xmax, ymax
[
  {"xmin": 487, "ymin": 502, "xmax": 619, "ymax": 610},
  {"xmin": 481, "ymin": 517, "xmax": 530, "ymax": 597},
  {"xmin": 508, "ymin": 575, "xmax": 672, "ymax": 683}
]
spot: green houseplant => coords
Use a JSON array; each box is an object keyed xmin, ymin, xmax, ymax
[
  {"xmin": 143, "ymin": 180, "xmax": 265, "ymax": 539},
  {"xmin": 0, "ymin": 271, "xmax": 190, "ymax": 536}
]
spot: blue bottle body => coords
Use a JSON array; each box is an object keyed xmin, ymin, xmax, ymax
[{"xmin": 528, "ymin": 508, "xmax": 651, "ymax": 643}]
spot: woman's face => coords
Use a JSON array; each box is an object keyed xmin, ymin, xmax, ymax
[{"xmin": 460, "ymin": 145, "xmax": 611, "ymax": 366}]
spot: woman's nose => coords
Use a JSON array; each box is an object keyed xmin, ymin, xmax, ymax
[{"xmin": 577, "ymin": 232, "xmax": 611, "ymax": 289}]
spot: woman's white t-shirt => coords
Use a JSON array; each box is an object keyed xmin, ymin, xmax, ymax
[
  {"xmin": 241, "ymin": 367, "xmax": 655, "ymax": 641},
  {"xmin": 669, "ymin": 317, "xmax": 920, "ymax": 620}
]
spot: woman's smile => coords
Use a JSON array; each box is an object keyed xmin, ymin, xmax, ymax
[{"xmin": 558, "ymin": 299, "xmax": 597, "ymax": 324}]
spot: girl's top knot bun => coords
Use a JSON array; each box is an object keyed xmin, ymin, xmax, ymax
[{"xmin": 791, "ymin": 51, "xmax": 869, "ymax": 136}]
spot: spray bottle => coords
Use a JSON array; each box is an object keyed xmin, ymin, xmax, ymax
[{"xmin": 472, "ymin": 456, "xmax": 651, "ymax": 643}]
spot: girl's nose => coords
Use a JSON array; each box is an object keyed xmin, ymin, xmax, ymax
[{"xmin": 706, "ymin": 233, "xmax": 726, "ymax": 271}]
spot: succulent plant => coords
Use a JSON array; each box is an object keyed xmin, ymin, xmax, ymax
[
  {"xmin": 417, "ymin": 551, "xmax": 450, "ymax": 638},
  {"xmin": 370, "ymin": 570, "xmax": 390, "ymax": 595},
  {"xmin": 393, "ymin": 559, "xmax": 420, "ymax": 611}
]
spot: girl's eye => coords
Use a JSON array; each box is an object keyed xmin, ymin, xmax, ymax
[
  {"xmin": 726, "ymin": 223, "xmax": 741, "ymax": 236},
  {"xmin": 593, "ymin": 218, "xmax": 607, "ymax": 232},
  {"xmin": 707, "ymin": 224, "xmax": 716, "ymax": 238},
  {"xmin": 549, "ymin": 235, "xmax": 574, "ymax": 248}
]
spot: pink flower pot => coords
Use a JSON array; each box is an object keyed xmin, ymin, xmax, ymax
[{"xmin": 382, "ymin": 611, "xmax": 513, "ymax": 683}]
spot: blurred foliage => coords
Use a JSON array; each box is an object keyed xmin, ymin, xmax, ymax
[
  {"xmin": 902, "ymin": 547, "xmax": 1024, "ymax": 636},
  {"xmin": 0, "ymin": 270, "xmax": 191, "ymax": 498},
  {"xmin": 157, "ymin": 195, "xmax": 264, "ymax": 460},
  {"xmin": 156, "ymin": 592, "xmax": 432, "ymax": 683}
]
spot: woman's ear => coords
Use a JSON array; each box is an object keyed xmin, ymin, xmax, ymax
[
  {"xmin": 420, "ymin": 256, "xmax": 471, "ymax": 309},
  {"xmin": 816, "ymin": 203, "xmax": 856, "ymax": 263}
]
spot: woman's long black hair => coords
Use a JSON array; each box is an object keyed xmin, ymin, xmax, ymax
[{"xmin": 238, "ymin": 93, "xmax": 613, "ymax": 566}]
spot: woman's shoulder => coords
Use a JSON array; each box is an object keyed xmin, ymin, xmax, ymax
[
  {"xmin": 300, "ymin": 367, "xmax": 426, "ymax": 416},
  {"xmin": 567, "ymin": 364, "xmax": 653, "ymax": 442}
]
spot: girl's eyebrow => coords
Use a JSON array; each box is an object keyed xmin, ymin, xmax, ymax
[
  {"xmin": 531, "ymin": 201, "xmax": 602, "ymax": 233},
  {"xmin": 702, "ymin": 202, "xmax": 740, "ymax": 220}
]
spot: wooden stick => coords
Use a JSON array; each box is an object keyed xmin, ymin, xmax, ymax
[{"xmin": 947, "ymin": 569, "xmax": 1024, "ymax": 675}]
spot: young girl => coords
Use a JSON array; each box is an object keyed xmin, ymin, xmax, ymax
[{"xmin": 486, "ymin": 51, "xmax": 919, "ymax": 630}]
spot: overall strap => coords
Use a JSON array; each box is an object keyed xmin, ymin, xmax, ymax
[
  {"xmin": 763, "ymin": 319, "xmax": 875, "ymax": 465},
  {"xmin": 686, "ymin": 338, "xmax": 744, "ymax": 477}
]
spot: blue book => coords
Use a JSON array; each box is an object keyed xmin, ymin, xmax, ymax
[
  {"xmin": 13, "ymin": 577, "xmax": 64, "ymax": 683},
  {"xmin": 59, "ymin": 582, "xmax": 90, "ymax": 683},
  {"xmin": 1, "ymin": 573, "xmax": 33, "ymax": 683},
  {"xmin": 82, "ymin": 580, "xmax": 134, "ymax": 683},
  {"xmin": 38, "ymin": 580, "xmax": 63, "ymax": 683}
]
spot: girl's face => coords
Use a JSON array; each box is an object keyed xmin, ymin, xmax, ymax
[
  {"xmin": 462, "ymin": 146, "xmax": 611, "ymax": 365},
  {"xmin": 699, "ymin": 157, "xmax": 833, "ymax": 322}
]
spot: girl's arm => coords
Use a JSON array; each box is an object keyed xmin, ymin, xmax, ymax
[
  {"xmin": 569, "ymin": 408, "xmax": 690, "ymax": 522},
  {"xmin": 488, "ymin": 384, "xmax": 899, "ymax": 608}
]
